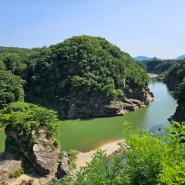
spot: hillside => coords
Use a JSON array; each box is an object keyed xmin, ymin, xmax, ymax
[
  {"xmin": 0, "ymin": 35, "xmax": 152, "ymax": 118},
  {"xmin": 134, "ymin": 56, "xmax": 153, "ymax": 61},
  {"xmin": 175, "ymin": 54, "xmax": 185, "ymax": 60},
  {"xmin": 25, "ymin": 36, "xmax": 153, "ymax": 118},
  {"xmin": 134, "ymin": 54, "xmax": 185, "ymax": 61}
]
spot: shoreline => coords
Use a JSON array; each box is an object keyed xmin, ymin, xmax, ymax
[{"xmin": 75, "ymin": 139, "xmax": 125, "ymax": 171}]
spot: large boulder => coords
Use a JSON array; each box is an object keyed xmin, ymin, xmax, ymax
[{"xmin": 26, "ymin": 136, "xmax": 60, "ymax": 176}]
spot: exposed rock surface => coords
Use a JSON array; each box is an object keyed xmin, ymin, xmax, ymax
[
  {"xmin": 67, "ymin": 88, "xmax": 154, "ymax": 118},
  {"xmin": 0, "ymin": 157, "xmax": 22, "ymax": 185},
  {"xmin": 28, "ymin": 137, "xmax": 60, "ymax": 177},
  {"xmin": 0, "ymin": 126, "xmax": 70, "ymax": 184}
]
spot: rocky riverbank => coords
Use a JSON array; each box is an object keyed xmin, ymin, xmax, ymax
[{"xmin": 67, "ymin": 88, "xmax": 154, "ymax": 118}]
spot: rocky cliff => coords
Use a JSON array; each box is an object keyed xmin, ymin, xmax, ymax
[
  {"xmin": 0, "ymin": 125, "xmax": 71, "ymax": 185},
  {"xmin": 163, "ymin": 75, "xmax": 180, "ymax": 91},
  {"xmin": 172, "ymin": 104, "xmax": 185, "ymax": 122},
  {"xmin": 67, "ymin": 88, "xmax": 154, "ymax": 119}
]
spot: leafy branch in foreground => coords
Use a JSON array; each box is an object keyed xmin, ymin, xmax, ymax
[{"xmin": 73, "ymin": 122, "xmax": 185, "ymax": 185}]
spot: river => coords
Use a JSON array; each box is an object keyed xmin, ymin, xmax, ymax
[
  {"xmin": 58, "ymin": 76, "xmax": 177, "ymax": 152},
  {"xmin": 0, "ymin": 76, "xmax": 177, "ymax": 152}
]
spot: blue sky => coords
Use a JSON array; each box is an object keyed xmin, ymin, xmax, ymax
[{"xmin": 1, "ymin": 0, "xmax": 185, "ymax": 59}]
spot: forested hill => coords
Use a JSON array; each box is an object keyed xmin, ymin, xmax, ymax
[{"xmin": 0, "ymin": 35, "xmax": 151, "ymax": 118}]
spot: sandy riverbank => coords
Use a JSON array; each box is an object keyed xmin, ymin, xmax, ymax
[{"xmin": 75, "ymin": 139, "xmax": 125, "ymax": 171}]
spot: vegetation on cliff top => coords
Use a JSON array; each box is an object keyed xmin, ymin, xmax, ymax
[{"xmin": 0, "ymin": 101, "xmax": 61, "ymax": 138}]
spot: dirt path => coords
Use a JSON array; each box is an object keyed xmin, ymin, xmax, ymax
[{"xmin": 75, "ymin": 139, "xmax": 125, "ymax": 171}]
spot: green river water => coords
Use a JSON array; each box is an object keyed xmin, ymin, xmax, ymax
[{"xmin": 0, "ymin": 76, "xmax": 177, "ymax": 152}]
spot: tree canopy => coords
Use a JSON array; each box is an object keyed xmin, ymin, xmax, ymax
[
  {"xmin": 174, "ymin": 77, "xmax": 185, "ymax": 104},
  {"xmin": 0, "ymin": 35, "xmax": 150, "ymax": 118},
  {"xmin": 24, "ymin": 36, "xmax": 148, "ymax": 98},
  {"xmin": 0, "ymin": 101, "xmax": 61, "ymax": 138},
  {"xmin": 0, "ymin": 70, "xmax": 25, "ymax": 109}
]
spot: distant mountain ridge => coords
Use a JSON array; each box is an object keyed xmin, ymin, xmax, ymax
[
  {"xmin": 175, "ymin": 54, "xmax": 185, "ymax": 60},
  {"xmin": 134, "ymin": 56, "xmax": 153, "ymax": 61},
  {"xmin": 134, "ymin": 54, "xmax": 185, "ymax": 61}
]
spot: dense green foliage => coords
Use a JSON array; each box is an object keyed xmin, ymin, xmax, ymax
[
  {"xmin": 138, "ymin": 59, "xmax": 174, "ymax": 75},
  {"xmin": 165, "ymin": 59, "xmax": 185, "ymax": 80},
  {"xmin": 0, "ymin": 101, "xmax": 61, "ymax": 138},
  {"xmin": 0, "ymin": 36, "xmax": 149, "ymax": 118},
  {"xmin": 47, "ymin": 122, "xmax": 185, "ymax": 185},
  {"xmin": 174, "ymin": 77, "xmax": 185, "ymax": 104},
  {"xmin": 164, "ymin": 59, "xmax": 185, "ymax": 90},
  {"xmin": 52, "ymin": 122, "xmax": 185, "ymax": 185},
  {"xmin": 0, "ymin": 46, "xmax": 41, "ymax": 76},
  {"xmin": 25, "ymin": 36, "xmax": 148, "ymax": 98},
  {"xmin": 137, "ymin": 58, "xmax": 185, "ymax": 122},
  {"xmin": 163, "ymin": 59, "xmax": 185, "ymax": 121},
  {"xmin": 0, "ymin": 69, "xmax": 25, "ymax": 109}
]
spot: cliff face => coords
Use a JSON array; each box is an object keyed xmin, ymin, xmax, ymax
[
  {"xmin": 67, "ymin": 88, "xmax": 154, "ymax": 118},
  {"xmin": 172, "ymin": 104, "xmax": 185, "ymax": 122},
  {"xmin": 163, "ymin": 70, "xmax": 185, "ymax": 122},
  {"xmin": 163, "ymin": 75, "xmax": 180, "ymax": 91}
]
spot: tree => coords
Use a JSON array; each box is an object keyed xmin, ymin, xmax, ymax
[
  {"xmin": 0, "ymin": 101, "xmax": 61, "ymax": 138},
  {"xmin": 73, "ymin": 122, "xmax": 185, "ymax": 185},
  {"xmin": 174, "ymin": 77, "xmax": 185, "ymax": 104},
  {"xmin": 0, "ymin": 70, "xmax": 25, "ymax": 109}
]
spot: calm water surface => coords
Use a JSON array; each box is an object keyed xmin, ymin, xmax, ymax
[{"xmin": 0, "ymin": 77, "xmax": 177, "ymax": 152}]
